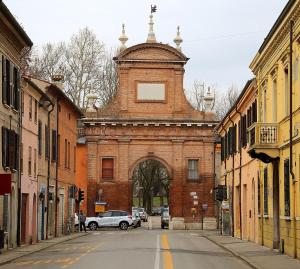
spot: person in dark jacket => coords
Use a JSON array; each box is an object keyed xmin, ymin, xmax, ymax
[{"xmin": 79, "ymin": 210, "xmax": 87, "ymax": 232}]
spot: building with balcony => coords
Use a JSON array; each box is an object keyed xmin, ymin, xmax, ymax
[
  {"xmin": 216, "ymin": 79, "xmax": 260, "ymax": 241},
  {"xmin": 249, "ymin": 0, "xmax": 300, "ymax": 259}
]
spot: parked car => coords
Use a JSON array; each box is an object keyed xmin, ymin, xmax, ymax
[
  {"xmin": 86, "ymin": 210, "xmax": 133, "ymax": 231},
  {"xmin": 132, "ymin": 210, "xmax": 141, "ymax": 228},
  {"xmin": 151, "ymin": 207, "xmax": 162, "ymax": 216},
  {"xmin": 137, "ymin": 208, "xmax": 148, "ymax": 222},
  {"xmin": 161, "ymin": 210, "xmax": 170, "ymax": 229}
]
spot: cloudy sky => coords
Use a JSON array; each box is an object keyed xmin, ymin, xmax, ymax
[{"xmin": 7, "ymin": 0, "xmax": 288, "ymax": 93}]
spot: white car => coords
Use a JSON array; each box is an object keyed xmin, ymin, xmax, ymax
[{"xmin": 86, "ymin": 210, "xmax": 133, "ymax": 230}]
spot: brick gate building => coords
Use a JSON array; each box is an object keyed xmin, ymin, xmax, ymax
[{"xmin": 81, "ymin": 19, "xmax": 218, "ymax": 225}]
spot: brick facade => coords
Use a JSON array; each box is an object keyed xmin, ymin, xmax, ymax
[{"xmin": 82, "ymin": 42, "xmax": 218, "ymax": 222}]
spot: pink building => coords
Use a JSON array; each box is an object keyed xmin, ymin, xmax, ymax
[{"xmin": 20, "ymin": 79, "xmax": 44, "ymax": 244}]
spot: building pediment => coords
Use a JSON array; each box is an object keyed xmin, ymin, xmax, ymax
[{"xmin": 115, "ymin": 43, "xmax": 188, "ymax": 63}]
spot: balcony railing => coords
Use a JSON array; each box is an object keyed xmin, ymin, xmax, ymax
[{"xmin": 248, "ymin": 123, "xmax": 278, "ymax": 148}]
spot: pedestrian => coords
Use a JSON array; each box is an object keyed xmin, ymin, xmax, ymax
[{"xmin": 79, "ymin": 210, "xmax": 87, "ymax": 232}]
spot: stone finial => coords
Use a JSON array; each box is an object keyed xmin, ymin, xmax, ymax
[
  {"xmin": 174, "ymin": 26, "xmax": 183, "ymax": 51},
  {"xmin": 146, "ymin": 13, "xmax": 157, "ymax": 43},
  {"xmin": 203, "ymin": 87, "xmax": 215, "ymax": 111},
  {"xmin": 86, "ymin": 95, "xmax": 98, "ymax": 112},
  {"xmin": 119, "ymin": 23, "xmax": 128, "ymax": 51}
]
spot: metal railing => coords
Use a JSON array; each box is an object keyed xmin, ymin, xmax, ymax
[{"xmin": 248, "ymin": 123, "xmax": 278, "ymax": 147}]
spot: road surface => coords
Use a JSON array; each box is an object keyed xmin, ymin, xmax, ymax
[{"xmin": 1, "ymin": 229, "xmax": 251, "ymax": 269}]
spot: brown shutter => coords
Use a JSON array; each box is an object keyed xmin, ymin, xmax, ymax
[
  {"xmin": 2, "ymin": 56, "xmax": 7, "ymax": 104},
  {"xmin": 102, "ymin": 158, "xmax": 114, "ymax": 179}
]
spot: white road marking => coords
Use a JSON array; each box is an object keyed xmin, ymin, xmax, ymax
[
  {"xmin": 154, "ymin": 235, "xmax": 160, "ymax": 269},
  {"xmin": 92, "ymin": 232, "xmax": 100, "ymax": 235}
]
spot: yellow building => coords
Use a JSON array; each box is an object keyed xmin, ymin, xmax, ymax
[
  {"xmin": 249, "ymin": 0, "xmax": 300, "ymax": 258},
  {"xmin": 216, "ymin": 79, "xmax": 260, "ymax": 242}
]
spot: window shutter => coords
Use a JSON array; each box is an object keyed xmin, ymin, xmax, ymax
[
  {"xmin": 284, "ymin": 160, "xmax": 290, "ymax": 216},
  {"xmin": 2, "ymin": 127, "xmax": 6, "ymax": 167},
  {"xmin": 102, "ymin": 158, "xmax": 114, "ymax": 179},
  {"xmin": 14, "ymin": 68, "xmax": 20, "ymax": 110},
  {"xmin": 2, "ymin": 56, "xmax": 7, "ymax": 104},
  {"xmin": 6, "ymin": 60, "xmax": 11, "ymax": 106},
  {"xmin": 8, "ymin": 130, "xmax": 15, "ymax": 169}
]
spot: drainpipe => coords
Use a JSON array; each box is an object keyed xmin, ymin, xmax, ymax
[
  {"xmin": 228, "ymin": 115, "xmax": 235, "ymax": 237},
  {"xmin": 235, "ymin": 107, "xmax": 243, "ymax": 240},
  {"xmin": 289, "ymin": 20, "xmax": 297, "ymax": 259},
  {"xmin": 46, "ymin": 102, "xmax": 54, "ymax": 240},
  {"xmin": 54, "ymin": 97, "xmax": 59, "ymax": 237}
]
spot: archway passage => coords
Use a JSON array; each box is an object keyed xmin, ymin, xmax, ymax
[{"xmin": 132, "ymin": 159, "xmax": 169, "ymax": 215}]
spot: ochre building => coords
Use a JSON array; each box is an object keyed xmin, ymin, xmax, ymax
[{"xmin": 81, "ymin": 20, "xmax": 218, "ymax": 226}]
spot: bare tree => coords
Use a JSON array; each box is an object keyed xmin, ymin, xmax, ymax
[
  {"xmin": 215, "ymin": 84, "xmax": 240, "ymax": 120},
  {"xmin": 27, "ymin": 27, "xmax": 119, "ymax": 109},
  {"xmin": 97, "ymin": 49, "xmax": 118, "ymax": 107}
]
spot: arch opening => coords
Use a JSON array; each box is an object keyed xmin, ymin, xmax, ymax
[{"xmin": 132, "ymin": 158, "xmax": 170, "ymax": 215}]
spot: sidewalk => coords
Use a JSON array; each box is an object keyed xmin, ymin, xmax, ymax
[
  {"xmin": 0, "ymin": 232, "xmax": 88, "ymax": 266},
  {"xmin": 199, "ymin": 230, "xmax": 300, "ymax": 269}
]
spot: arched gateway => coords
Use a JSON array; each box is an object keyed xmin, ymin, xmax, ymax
[{"xmin": 81, "ymin": 20, "xmax": 218, "ymax": 225}]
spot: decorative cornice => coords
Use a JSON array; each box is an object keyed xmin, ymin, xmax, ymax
[
  {"xmin": 114, "ymin": 42, "xmax": 189, "ymax": 63},
  {"xmin": 270, "ymin": 64, "xmax": 279, "ymax": 80}
]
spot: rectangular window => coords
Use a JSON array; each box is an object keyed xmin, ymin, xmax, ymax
[
  {"xmin": 263, "ymin": 168, "xmax": 268, "ymax": 215},
  {"xmin": 28, "ymin": 146, "xmax": 32, "ymax": 176},
  {"xmin": 38, "ymin": 121, "xmax": 42, "ymax": 155},
  {"xmin": 34, "ymin": 99, "xmax": 38, "ymax": 123},
  {"xmin": 68, "ymin": 141, "xmax": 70, "ymax": 168},
  {"xmin": 284, "ymin": 159, "xmax": 290, "ymax": 216},
  {"xmin": 34, "ymin": 148, "xmax": 37, "ymax": 177},
  {"xmin": 29, "ymin": 96, "xmax": 32, "ymax": 120},
  {"xmin": 102, "ymin": 158, "xmax": 114, "ymax": 179},
  {"xmin": 51, "ymin": 129, "xmax": 57, "ymax": 162},
  {"xmin": 20, "ymin": 143, "xmax": 23, "ymax": 173},
  {"xmin": 188, "ymin": 159, "xmax": 199, "ymax": 180},
  {"xmin": 45, "ymin": 125, "xmax": 49, "ymax": 159},
  {"xmin": 64, "ymin": 139, "xmax": 67, "ymax": 168}
]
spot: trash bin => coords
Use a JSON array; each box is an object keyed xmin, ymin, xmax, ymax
[{"xmin": 0, "ymin": 230, "xmax": 4, "ymax": 249}]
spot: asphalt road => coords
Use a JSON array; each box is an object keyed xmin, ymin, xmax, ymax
[{"xmin": 1, "ymin": 229, "xmax": 251, "ymax": 269}]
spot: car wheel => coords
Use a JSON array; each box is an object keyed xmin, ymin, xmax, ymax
[
  {"xmin": 138, "ymin": 221, "xmax": 141, "ymax": 227},
  {"xmin": 88, "ymin": 222, "xmax": 98, "ymax": 231},
  {"xmin": 161, "ymin": 224, "xmax": 164, "ymax": 229},
  {"xmin": 119, "ymin": 221, "xmax": 129, "ymax": 230}
]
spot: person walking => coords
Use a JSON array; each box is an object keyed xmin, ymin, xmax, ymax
[{"xmin": 79, "ymin": 210, "xmax": 87, "ymax": 232}]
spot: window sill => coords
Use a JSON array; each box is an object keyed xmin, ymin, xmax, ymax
[
  {"xmin": 263, "ymin": 215, "xmax": 269, "ymax": 219},
  {"xmin": 280, "ymin": 216, "xmax": 291, "ymax": 221},
  {"xmin": 295, "ymin": 217, "xmax": 300, "ymax": 221},
  {"xmin": 102, "ymin": 178, "xmax": 114, "ymax": 182}
]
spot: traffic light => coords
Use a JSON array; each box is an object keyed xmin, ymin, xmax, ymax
[{"xmin": 78, "ymin": 189, "xmax": 85, "ymax": 202}]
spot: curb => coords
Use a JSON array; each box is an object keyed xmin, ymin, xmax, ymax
[
  {"xmin": 0, "ymin": 232, "xmax": 88, "ymax": 266},
  {"xmin": 202, "ymin": 235, "xmax": 260, "ymax": 269}
]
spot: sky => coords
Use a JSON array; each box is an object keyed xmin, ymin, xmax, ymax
[{"xmin": 6, "ymin": 0, "xmax": 288, "ymax": 94}]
